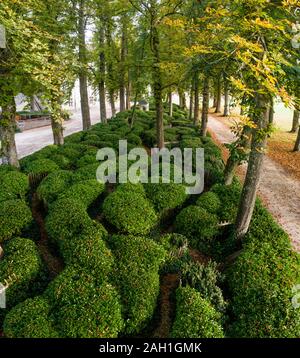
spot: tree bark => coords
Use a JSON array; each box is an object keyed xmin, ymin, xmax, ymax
[
  {"xmin": 0, "ymin": 94, "xmax": 20, "ymax": 168},
  {"xmin": 151, "ymin": 26, "xmax": 164, "ymax": 149},
  {"xmin": 215, "ymin": 77, "xmax": 222, "ymax": 113},
  {"xmin": 269, "ymin": 97, "xmax": 274, "ymax": 124},
  {"xmin": 291, "ymin": 109, "xmax": 300, "ymax": 133},
  {"xmin": 126, "ymin": 79, "xmax": 131, "ymax": 110},
  {"xmin": 235, "ymin": 94, "xmax": 270, "ymax": 240},
  {"xmin": 223, "ymin": 75, "xmax": 230, "ymax": 117},
  {"xmin": 179, "ymin": 89, "xmax": 186, "ymax": 110},
  {"xmin": 293, "ymin": 125, "xmax": 300, "ymax": 152},
  {"xmin": 51, "ymin": 115, "xmax": 64, "ymax": 146},
  {"xmin": 98, "ymin": 24, "xmax": 107, "ymax": 123},
  {"xmin": 105, "ymin": 20, "xmax": 116, "ymax": 118},
  {"xmin": 78, "ymin": 0, "xmax": 91, "ymax": 130},
  {"xmin": 189, "ymin": 82, "xmax": 194, "ymax": 121},
  {"xmin": 200, "ymin": 75, "xmax": 209, "ymax": 137},
  {"xmin": 194, "ymin": 71, "xmax": 200, "ymax": 125},
  {"xmin": 169, "ymin": 91, "xmax": 173, "ymax": 117},
  {"xmin": 119, "ymin": 16, "xmax": 127, "ymax": 112}
]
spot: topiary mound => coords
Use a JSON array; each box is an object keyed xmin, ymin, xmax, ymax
[
  {"xmin": 0, "ymin": 171, "xmax": 29, "ymax": 203},
  {"xmin": 175, "ymin": 206, "xmax": 219, "ymax": 253},
  {"xmin": 170, "ymin": 286, "xmax": 224, "ymax": 338},
  {"xmin": 59, "ymin": 222, "xmax": 113, "ymax": 279},
  {"xmin": 73, "ymin": 163, "xmax": 99, "ymax": 182},
  {"xmin": 0, "ymin": 238, "xmax": 47, "ymax": 325},
  {"xmin": 0, "ymin": 200, "xmax": 33, "ymax": 243},
  {"xmin": 57, "ymin": 180, "xmax": 105, "ymax": 208},
  {"xmin": 109, "ymin": 235, "xmax": 166, "ymax": 334},
  {"xmin": 103, "ymin": 188, "xmax": 157, "ymax": 235},
  {"xmin": 144, "ymin": 181, "xmax": 188, "ymax": 213},
  {"xmin": 3, "ymin": 296, "xmax": 58, "ymax": 338},
  {"xmin": 211, "ymin": 183, "xmax": 241, "ymax": 222},
  {"xmin": 37, "ymin": 170, "xmax": 74, "ymax": 205},
  {"xmin": 45, "ymin": 267, "xmax": 124, "ymax": 338},
  {"xmin": 196, "ymin": 191, "xmax": 221, "ymax": 214},
  {"xmin": 22, "ymin": 159, "xmax": 60, "ymax": 175},
  {"xmin": 45, "ymin": 198, "xmax": 92, "ymax": 244}
]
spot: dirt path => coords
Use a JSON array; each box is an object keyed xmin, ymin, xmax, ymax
[{"xmin": 208, "ymin": 115, "xmax": 300, "ymax": 252}]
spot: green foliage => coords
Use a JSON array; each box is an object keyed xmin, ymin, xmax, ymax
[
  {"xmin": 45, "ymin": 198, "xmax": 92, "ymax": 244},
  {"xmin": 0, "ymin": 238, "xmax": 46, "ymax": 325},
  {"xmin": 171, "ymin": 286, "xmax": 224, "ymax": 338},
  {"xmin": 37, "ymin": 170, "xmax": 74, "ymax": 205},
  {"xmin": 175, "ymin": 206, "xmax": 219, "ymax": 253},
  {"xmin": 196, "ymin": 192, "xmax": 221, "ymax": 214},
  {"xmin": 57, "ymin": 180, "xmax": 105, "ymax": 208},
  {"xmin": 0, "ymin": 200, "xmax": 33, "ymax": 243},
  {"xmin": 0, "ymin": 171, "xmax": 29, "ymax": 202},
  {"xmin": 50, "ymin": 154, "xmax": 71, "ymax": 169},
  {"xmin": 22, "ymin": 159, "xmax": 60, "ymax": 175},
  {"xmin": 109, "ymin": 235, "xmax": 165, "ymax": 334},
  {"xmin": 144, "ymin": 182, "xmax": 188, "ymax": 213},
  {"xmin": 73, "ymin": 163, "xmax": 99, "ymax": 182},
  {"xmin": 126, "ymin": 133, "xmax": 143, "ymax": 146},
  {"xmin": 75, "ymin": 154, "xmax": 97, "ymax": 168},
  {"xmin": 3, "ymin": 296, "xmax": 58, "ymax": 338},
  {"xmin": 103, "ymin": 188, "xmax": 158, "ymax": 235},
  {"xmin": 46, "ymin": 267, "xmax": 123, "ymax": 338}
]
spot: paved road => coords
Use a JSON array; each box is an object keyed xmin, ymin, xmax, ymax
[
  {"xmin": 16, "ymin": 105, "xmax": 109, "ymax": 159},
  {"xmin": 208, "ymin": 115, "xmax": 300, "ymax": 251}
]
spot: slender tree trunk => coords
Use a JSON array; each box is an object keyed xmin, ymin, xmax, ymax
[
  {"xmin": 105, "ymin": 20, "xmax": 116, "ymax": 118},
  {"xmin": 99, "ymin": 24, "xmax": 107, "ymax": 123},
  {"xmin": 189, "ymin": 82, "xmax": 194, "ymax": 121},
  {"xmin": 223, "ymin": 75, "xmax": 230, "ymax": 117},
  {"xmin": 0, "ymin": 94, "xmax": 19, "ymax": 168},
  {"xmin": 293, "ymin": 125, "xmax": 300, "ymax": 152},
  {"xmin": 200, "ymin": 75, "xmax": 209, "ymax": 137},
  {"xmin": 51, "ymin": 116, "xmax": 64, "ymax": 145},
  {"xmin": 169, "ymin": 91, "xmax": 173, "ymax": 117},
  {"xmin": 291, "ymin": 109, "xmax": 300, "ymax": 133},
  {"xmin": 235, "ymin": 94, "xmax": 270, "ymax": 239},
  {"xmin": 78, "ymin": 0, "xmax": 91, "ymax": 130},
  {"xmin": 194, "ymin": 72, "xmax": 200, "ymax": 125},
  {"xmin": 151, "ymin": 26, "xmax": 164, "ymax": 149},
  {"xmin": 215, "ymin": 77, "xmax": 222, "ymax": 113},
  {"xmin": 269, "ymin": 97, "xmax": 274, "ymax": 124},
  {"xmin": 179, "ymin": 89, "xmax": 186, "ymax": 110},
  {"xmin": 119, "ymin": 16, "xmax": 127, "ymax": 112},
  {"xmin": 126, "ymin": 78, "xmax": 131, "ymax": 110}
]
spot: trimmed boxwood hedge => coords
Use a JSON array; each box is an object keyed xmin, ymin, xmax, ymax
[
  {"xmin": 3, "ymin": 296, "xmax": 58, "ymax": 338},
  {"xmin": 73, "ymin": 163, "xmax": 99, "ymax": 182},
  {"xmin": 0, "ymin": 200, "xmax": 33, "ymax": 243},
  {"xmin": 211, "ymin": 183, "xmax": 241, "ymax": 222},
  {"xmin": 109, "ymin": 235, "xmax": 166, "ymax": 334},
  {"xmin": 45, "ymin": 267, "xmax": 124, "ymax": 338},
  {"xmin": 22, "ymin": 159, "xmax": 60, "ymax": 175},
  {"xmin": 170, "ymin": 286, "xmax": 224, "ymax": 338},
  {"xmin": 37, "ymin": 170, "xmax": 74, "ymax": 205},
  {"xmin": 103, "ymin": 188, "xmax": 158, "ymax": 235},
  {"xmin": 0, "ymin": 171, "xmax": 29, "ymax": 202},
  {"xmin": 57, "ymin": 179, "xmax": 105, "ymax": 208},
  {"xmin": 196, "ymin": 192, "xmax": 221, "ymax": 214},
  {"xmin": 175, "ymin": 206, "xmax": 219, "ymax": 253}
]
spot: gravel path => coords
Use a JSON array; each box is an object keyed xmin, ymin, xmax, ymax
[{"xmin": 208, "ymin": 115, "xmax": 300, "ymax": 251}]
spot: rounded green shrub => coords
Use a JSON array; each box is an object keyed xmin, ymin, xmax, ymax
[
  {"xmin": 75, "ymin": 154, "xmax": 97, "ymax": 168},
  {"xmin": 109, "ymin": 235, "xmax": 165, "ymax": 334},
  {"xmin": 0, "ymin": 238, "xmax": 46, "ymax": 317},
  {"xmin": 46, "ymin": 267, "xmax": 124, "ymax": 338},
  {"xmin": 116, "ymin": 182, "xmax": 146, "ymax": 196},
  {"xmin": 45, "ymin": 198, "xmax": 92, "ymax": 244},
  {"xmin": 103, "ymin": 189, "xmax": 157, "ymax": 235},
  {"xmin": 64, "ymin": 131, "xmax": 84, "ymax": 143},
  {"xmin": 144, "ymin": 182, "xmax": 187, "ymax": 213},
  {"xmin": 57, "ymin": 179, "xmax": 105, "ymax": 208},
  {"xmin": 0, "ymin": 164, "xmax": 18, "ymax": 175},
  {"xmin": 175, "ymin": 206, "xmax": 219, "ymax": 253},
  {"xmin": 126, "ymin": 133, "xmax": 143, "ymax": 146},
  {"xmin": 0, "ymin": 200, "xmax": 33, "ymax": 243},
  {"xmin": 50, "ymin": 154, "xmax": 71, "ymax": 169},
  {"xmin": 0, "ymin": 171, "xmax": 29, "ymax": 202},
  {"xmin": 59, "ymin": 222, "xmax": 113, "ymax": 279},
  {"xmin": 3, "ymin": 296, "xmax": 58, "ymax": 338},
  {"xmin": 73, "ymin": 163, "xmax": 99, "ymax": 182},
  {"xmin": 196, "ymin": 192, "xmax": 221, "ymax": 214},
  {"xmin": 211, "ymin": 183, "xmax": 241, "ymax": 222},
  {"xmin": 226, "ymin": 241, "xmax": 300, "ymax": 338},
  {"xmin": 22, "ymin": 159, "xmax": 59, "ymax": 175},
  {"xmin": 37, "ymin": 170, "xmax": 74, "ymax": 205},
  {"xmin": 171, "ymin": 286, "xmax": 224, "ymax": 338}
]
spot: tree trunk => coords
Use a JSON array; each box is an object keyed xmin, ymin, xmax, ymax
[
  {"xmin": 291, "ymin": 109, "xmax": 300, "ymax": 133},
  {"xmin": 215, "ymin": 77, "xmax": 222, "ymax": 113},
  {"xmin": 99, "ymin": 23, "xmax": 107, "ymax": 123},
  {"xmin": 105, "ymin": 20, "xmax": 116, "ymax": 118},
  {"xmin": 151, "ymin": 26, "xmax": 164, "ymax": 149},
  {"xmin": 119, "ymin": 16, "xmax": 127, "ymax": 112},
  {"xmin": 194, "ymin": 72, "xmax": 200, "ymax": 125},
  {"xmin": 189, "ymin": 82, "xmax": 194, "ymax": 121},
  {"xmin": 78, "ymin": 0, "xmax": 91, "ymax": 130},
  {"xmin": 269, "ymin": 97, "xmax": 274, "ymax": 124},
  {"xmin": 169, "ymin": 91, "xmax": 173, "ymax": 117},
  {"xmin": 293, "ymin": 125, "xmax": 300, "ymax": 152},
  {"xmin": 235, "ymin": 94, "xmax": 270, "ymax": 240},
  {"xmin": 126, "ymin": 79, "xmax": 131, "ymax": 110},
  {"xmin": 0, "ymin": 94, "xmax": 19, "ymax": 168},
  {"xmin": 223, "ymin": 75, "xmax": 230, "ymax": 117},
  {"xmin": 200, "ymin": 75, "xmax": 209, "ymax": 137},
  {"xmin": 51, "ymin": 116, "xmax": 64, "ymax": 146},
  {"xmin": 179, "ymin": 89, "xmax": 186, "ymax": 110}
]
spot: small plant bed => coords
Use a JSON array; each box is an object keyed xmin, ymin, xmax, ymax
[{"xmin": 0, "ymin": 105, "xmax": 299, "ymax": 339}]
